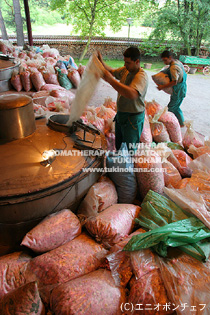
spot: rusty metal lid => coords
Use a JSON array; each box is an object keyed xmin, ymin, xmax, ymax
[
  {"xmin": 0, "ymin": 94, "xmax": 32, "ymax": 110},
  {"xmin": 0, "ymin": 59, "xmax": 16, "ymax": 70}
]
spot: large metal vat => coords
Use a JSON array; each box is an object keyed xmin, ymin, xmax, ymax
[
  {"xmin": 0, "ymin": 94, "xmax": 36, "ymax": 141},
  {"xmin": 0, "ymin": 116, "xmax": 106, "ymax": 255}
]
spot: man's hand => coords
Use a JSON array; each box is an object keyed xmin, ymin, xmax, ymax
[{"xmin": 157, "ymin": 84, "xmax": 164, "ymax": 91}]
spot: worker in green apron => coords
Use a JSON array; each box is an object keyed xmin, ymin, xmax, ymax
[
  {"xmin": 157, "ymin": 50, "xmax": 187, "ymax": 126},
  {"xmin": 98, "ymin": 47, "xmax": 148, "ymax": 151}
]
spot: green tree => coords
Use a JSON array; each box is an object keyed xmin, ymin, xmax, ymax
[
  {"xmin": 1, "ymin": 0, "xmax": 64, "ymax": 33},
  {"xmin": 50, "ymin": 0, "xmax": 127, "ymax": 61},
  {"xmin": 150, "ymin": 0, "xmax": 210, "ymax": 56},
  {"xmin": 50, "ymin": 0, "xmax": 153, "ymax": 60}
]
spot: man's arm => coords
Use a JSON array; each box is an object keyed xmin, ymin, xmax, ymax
[{"xmin": 103, "ymin": 69, "xmax": 138, "ymax": 100}]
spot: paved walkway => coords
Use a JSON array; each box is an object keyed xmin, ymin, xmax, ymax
[{"xmin": 90, "ymin": 70, "xmax": 210, "ymax": 137}]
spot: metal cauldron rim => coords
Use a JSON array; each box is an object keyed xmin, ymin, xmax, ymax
[{"xmin": 47, "ymin": 114, "xmax": 71, "ymax": 133}]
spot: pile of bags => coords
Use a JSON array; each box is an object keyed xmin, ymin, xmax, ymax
[
  {"xmin": 77, "ymin": 96, "xmax": 206, "ymax": 201},
  {"xmin": 1, "ymin": 169, "xmax": 210, "ymax": 314},
  {"xmin": 8, "ymin": 43, "xmax": 84, "ymax": 94},
  {"xmin": 0, "ymin": 176, "xmax": 140, "ymax": 314},
  {"xmin": 0, "ymin": 41, "xmax": 86, "ymax": 114}
]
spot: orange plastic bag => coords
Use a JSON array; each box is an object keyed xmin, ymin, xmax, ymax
[
  {"xmin": 159, "ymin": 107, "xmax": 182, "ymax": 145},
  {"xmin": 157, "ymin": 253, "xmax": 210, "ymax": 315},
  {"xmin": 85, "ymin": 204, "xmax": 140, "ymax": 248},
  {"xmin": 162, "ymin": 160, "xmax": 182, "ymax": 187},
  {"xmin": 107, "ymin": 229, "xmax": 144, "ymax": 287},
  {"xmin": 135, "ymin": 151, "xmax": 165, "ymax": 199},
  {"xmin": 21, "ymin": 209, "xmax": 81, "ymax": 253},
  {"xmin": 127, "ymin": 270, "xmax": 173, "ymax": 315},
  {"xmin": 145, "ymin": 100, "xmax": 162, "ymax": 117},
  {"xmin": 0, "ymin": 282, "xmax": 45, "ymax": 315},
  {"xmin": 0, "ymin": 252, "xmax": 31, "ymax": 299},
  {"xmin": 25, "ymin": 233, "xmax": 107, "ymax": 287},
  {"xmin": 50, "ymin": 269, "xmax": 126, "ymax": 315},
  {"xmin": 140, "ymin": 113, "xmax": 153, "ymax": 143}
]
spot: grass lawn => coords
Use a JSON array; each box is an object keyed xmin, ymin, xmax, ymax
[{"xmin": 74, "ymin": 58, "xmax": 164, "ymax": 72}]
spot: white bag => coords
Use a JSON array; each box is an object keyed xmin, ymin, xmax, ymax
[
  {"xmin": 152, "ymin": 72, "xmax": 173, "ymax": 95},
  {"xmin": 67, "ymin": 54, "xmax": 105, "ymax": 126}
]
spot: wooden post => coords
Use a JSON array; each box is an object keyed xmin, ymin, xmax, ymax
[{"xmin": 23, "ymin": 0, "xmax": 33, "ymax": 46}]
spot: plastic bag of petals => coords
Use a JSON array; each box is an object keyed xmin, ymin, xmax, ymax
[
  {"xmin": 183, "ymin": 120, "xmax": 204, "ymax": 150},
  {"xmin": 42, "ymin": 45, "xmax": 60, "ymax": 59},
  {"xmin": 28, "ymin": 66, "xmax": 39, "ymax": 73},
  {"xmin": 152, "ymin": 144, "xmax": 182, "ymax": 186},
  {"xmin": 20, "ymin": 69, "xmax": 32, "ymax": 91},
  {"xmin": 43, "ymin": 72, "xmax": 59, "ymax": 85},
  {"xmin": 158, "ymin": 107, "xmax": 183, "ymax": 145},
  {"xmin": 157, "ymin": 253, "xmax": 210, "ymax": 315},
  {"xmin": 25, "ymin": 233, "xmax": 107, "ymax": 288},
  {"xmin": 85, "ymin": 204, "xmax": 140, "ymax": 248},
  {"xmin": 27, "ymin": 50, "xmax": 36, "ymax": 59},
  {"xmin": 77, "ymin": 176, "xmax": 118, "ymax": 218},
  {"xmin": 188, "ymin": 144, "xmax": 210, "ymax": 159},
  {"xmin": 134, "ymin": 150, "xmax": 165, "ymax": 199},
  {"xmin": 145, "ymin": 99, "xmax": 162, "ymax": 117},
  {"xmin": 127, "ymin": 269, "xmax": 173, "ymax": 315},
  {"xmin": 130, "ymin": 247, "xmax": 160, "ymax": 281},
  {"xmin": 174, "ymin": 177, "xmax": 191, "ymax": 189},
  {"xmin": 156, "ymin": 146, "xmax": 180, "ymax": 185},
  {"xmin": 188, "ymin": 153, "xmax": 210, "ymax": 173},
  {"xmin": 0, "ymin": 252, "xmax": 31, "ymax": 299},
  {"xmin": 149, "ymin": 113, "xmax": 170, "ymax": 143},
  {"xmin": 11, "ymin": 69, "xmax": 22, "ymax": 92},
  {"xmin": 164, "ymin": 185, "xmax": 210, "ymax": 230},
  {"xmin": 104, "ymin": 117, "xmax": 115, "ymax": 135},
  {"xmin": 18, "ymin": 51, "xmax": 28, "ymax": 60},
  {"xmin": 41, "ymin": 84, "xmax": 65, "ymax": 92},
  {"xmin": 106, "ymin": 229, "xmax": 144, "ymax": 287},
  {"xmin": 45, "ymin": 56, "xmax": 57, "ymax": 67},
  {"xmin": 103, "ymin": 97, "xmax": 117, "ymax": 111},
  {"xmin": 33, "ymin": 103, "xmax": 48, "ymax": 117},
  {"xmin": 67, "ymin": 68, "xmax": 81, "ymax": 88},
  {"xmin": 19, "ymin": 62, "xmax": 28, "ymax": 72},
  {"xmin": 97, "ymin": 105, "xmax": 116, "ymax": 120},
  {"xmin": 163, "ymin": 159, "xmax": 182, "ymax": 187},
  {"xmin": 30, "ymin": 70, "xmax": 46, "ymax": 91},
  {"xmin": 167, "ymin": 149, "xmax": 192, "ymax": 178},
  {"xmin": 86, "ymin": 111, "xmax": 105, "ymax": 133},
  {"xmin": 0, "ymin": 281, "xmax": 45, "ymax": 315},
  {"xmin": 45, "ymin": 96, "xmax": 69, "ymax": 112},
  {"xmin": 140, "ymin": 112, "xmax": 153, "ymax": 143},
  {"xmin": 21, "ymin": 209, "xmax": 81, "ymax": 253},
  {"xmin": 182, "ymin": 170, "xmax": 210, "ymax": 211},
  {"xmin": 50, "ymin": 89, "xmax": 75, "ymax": 104},
  {"xmin": 50, "ymin": 269, "xmax": 126, "ymax": 315}
]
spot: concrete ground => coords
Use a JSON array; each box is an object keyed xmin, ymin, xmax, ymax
[{"xmin": 90, "ymin": 70, "xmax": 210, "ymax": 137}]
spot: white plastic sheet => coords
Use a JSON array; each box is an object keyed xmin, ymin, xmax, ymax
[{"xmin": 67, "ymin": 54, "xmax": 105, "ymax": 126}]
